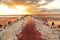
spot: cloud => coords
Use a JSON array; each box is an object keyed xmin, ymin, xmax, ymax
[
  {"xmin": 0, "ymin": 0, "xmax": 13, "ymax": 3},
  {"xmin": 40, "ymin": 0, "xmax": 60, "ymax": 9},
  {"xmin": 38, "ymin": 0, "xmax": 54, "ymax": 6},
  {"xmin": 0, "ymin": 0, "xmax": 40, "ymax": 4}
]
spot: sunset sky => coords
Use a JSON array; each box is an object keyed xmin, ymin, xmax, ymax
[
  {"xmin": 40, "ymin": 0, "xmax": 60, "ymax": 9},
  {"xmin": 0, "ymin": 0, "xmax": 60, "ymax": 15}
]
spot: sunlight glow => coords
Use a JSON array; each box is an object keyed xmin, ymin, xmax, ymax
[
  {"xmin": 0, "ymin": 4, "xmax": 30, "ymax": 15},
  {"xmin": 16, "ymin": 6, "xmax": 26, "ymax": 11}
]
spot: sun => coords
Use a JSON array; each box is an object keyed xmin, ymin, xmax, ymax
[{"xmin": 16, "ymin": 6, "xmax": 26, "ymax": 11}]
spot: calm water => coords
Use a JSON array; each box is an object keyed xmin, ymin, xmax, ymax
[{"xmin": 48, "ymin": 20, "xmax": 60, "ymax": 25}]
